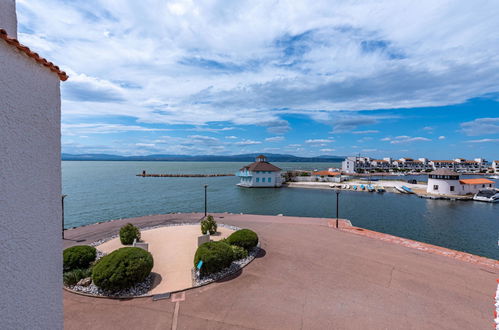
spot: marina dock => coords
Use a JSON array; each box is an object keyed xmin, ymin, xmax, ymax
[{"xmin": 137, "ymin": 171, "xmax": 234, "ymax": 178}]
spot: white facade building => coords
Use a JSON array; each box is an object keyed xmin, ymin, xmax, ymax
[
  {"xmin": 237, "ymin": 155, "xmax": 282, "ymax": 187},
  {"xmin": 492, "ymin": 160, "xmax": 498, "ymax": 173},
  {"xmin": 342, "ymin": 155, "xmax": 489, "ymax": 174},
  {"xmin": 0, "ymin": 1, "xmax": 67, "ymax": 329},
  {"xmin": 426, "ymin": 169, "xmax": 495, "ymax": 195}
]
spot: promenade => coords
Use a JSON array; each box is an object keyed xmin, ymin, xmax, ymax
[{"xmin": 64, "ymin": 213, "xmax": 498, "ymax": 329}]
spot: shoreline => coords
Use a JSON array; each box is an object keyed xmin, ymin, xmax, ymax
[{"xmin": 284, "ymin": 181, "xmax": 476, "ymax": 200}]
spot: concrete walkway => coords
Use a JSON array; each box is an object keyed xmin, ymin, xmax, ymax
[
  {"xmin": 64, "ymin": 213, "xmax": 498, "ymax": 329},
  {"xmin": 97, "ymin": 224, "xmax": 235, "ymax": 293}
]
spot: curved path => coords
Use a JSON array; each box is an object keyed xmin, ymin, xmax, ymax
[{"xmin": 64, "ymin": 213, "xmax": 497, "ymax": 329}]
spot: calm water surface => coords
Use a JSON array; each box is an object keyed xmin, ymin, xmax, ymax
[{"xmin": 62, "ymin": 161, "xmax": 499, "ymax": 259}]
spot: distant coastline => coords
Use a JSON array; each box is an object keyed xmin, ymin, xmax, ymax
[{"xmin": 61, "ymin": 153, "xmax": 345, "ymax": 162}]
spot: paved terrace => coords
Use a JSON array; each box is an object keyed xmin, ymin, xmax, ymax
[{"xmin": 64, "ymin": 213, "xmax": 498, "ymax": 330}]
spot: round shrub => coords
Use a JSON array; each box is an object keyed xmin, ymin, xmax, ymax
[
  {"xmin": 201, "ymin": 215, "xmax": 217, "ymax": 235},
  {"xmin": 119, "ymin": 223, "xmax": 141, "ymax": 245},
  {"xmin": 226, "ymin": 229, "xmax": 258, "ymax": 250},
  {"xmin": 63, "ymin": 245, "xmax": 97, "ymax": 271},
  {"xmin": 231, "ymin": 245, "xmax": 248, "ymax": 260},
  {"xmin": 194, "ymin": 241, "xmax": 234, "ymax": 275},
  {"xmin": 92, "ymin": 247, "xmax": 153, "ymax": 291}
]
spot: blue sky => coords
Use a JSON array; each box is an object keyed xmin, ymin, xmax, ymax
[{"xmin": 16, "ymin": 0, "xmax": 499, "ymax": 159}]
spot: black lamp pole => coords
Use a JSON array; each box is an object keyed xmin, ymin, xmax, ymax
[
  {"xmin": 335, "ymin": 190, "xmax": 340, "ymax": 228},
  {"xmin": 62, "ymin": 194, "xmax": 67, "ymax": 239},
  {"xmin": 204, "ymin": 184, "xmax": 208, "ymax": 217}
]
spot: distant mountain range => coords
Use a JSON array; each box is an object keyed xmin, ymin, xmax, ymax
[{"xmin": 62, "ymin": 153, "xmax": 345, "ymax": 162}]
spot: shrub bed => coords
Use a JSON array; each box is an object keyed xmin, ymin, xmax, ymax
[
  {"xmin": 63, "ymin": 245, "xmax": 97, "ymax": 271},
  {"xmin": 201, "ymin": 215, "xmax": 217, "ymax": 235},
  {"xmin": 92, "ymin": 247, "xmax": 153, "ymax": 291},
  {"xmin": 226, "ymin": 229, "xmax": 259, "ymax": 250},
  {"xmin": 119, "ymin": 223, "xmax": 141, "ymax": 245},
  {"xmin": 194, "ymin": 241, "xmax": 234, "ymax": 275},
  {"xmin": 231, "ymin": 245, "xmax": 248, "ymax": 260}
]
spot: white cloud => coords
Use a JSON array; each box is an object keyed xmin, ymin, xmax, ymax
[
  {"xmin": 382, "ymin": 136, "xmax": 431, "ymax": 144},
  {"xmin": 16, "ymin": 1, "xmax": 499, "ymax": 129},
  {"xmin": 225, "ymin": 135, "xmax": 238, "ymax": 139},
  {"xmin": 234, "ymin": 139, "xmax": 261, "ymax": 145},
  {"xmin": 62, "ymin": 123, "xmax": 172, "ymax": 135},
  {"xmin": 460, "ymin": 118, "xmax": 499, "ymax": 136},
  {"xmin": 320, "ymin": 148, "xmax": 335, "ymax": 152},
  {"xmin": 305, "ymin": 139, "xmax": 334, "ymax": 144},
  {"xmin": 466, "ymin": 138, "xmax": 499, "ymax": 143},
  {"xmin": 265, "ymin": 136, "xmax": 285, "ymax": 142},
  {"xmin": 438, "ymin": 135, "xmax": 446, "ymax": 140},
  {"xmin": 351, "ymin": 130, "xmax": 380, "ymax": 134}
]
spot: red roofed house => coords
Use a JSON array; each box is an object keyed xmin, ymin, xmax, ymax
[
  {"xmin": 426, "ymin": 169, "xmax": 495, "ymax": 195},
  {"xmin": 237, "ymin": 155, "xmax": 282, "ymax": 187},
  {"xmin": 1, "ymin": 1, "xmax": 67, "ymax": 329}
]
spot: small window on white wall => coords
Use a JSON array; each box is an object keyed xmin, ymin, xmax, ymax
[{"xmin": 433, "ymin": 185, "xmax": 438, "ymax": 190}]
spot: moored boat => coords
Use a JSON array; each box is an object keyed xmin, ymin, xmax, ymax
[
  {"xmin": 377, "ymin": 186, "xmax": 386, "ymax": 193},
  {"xmin": 473, "ymin": 189, "xmax": 499, "ymax": 203},
  {"xmin": 401, "ymin": 186, "xmax": 414, "ymax": 194}
]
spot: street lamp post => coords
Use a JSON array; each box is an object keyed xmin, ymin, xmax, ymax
[
  {"xmin": 335, "ymin": 190, "xmax": 340, "ymax": 228},
  {"xmin": 62, "ymin": 194, "xmax": 67, "ymax": 239},
  {"xmin": 204, "ymin": 184, "xmax": 208, "ymax": 217}
]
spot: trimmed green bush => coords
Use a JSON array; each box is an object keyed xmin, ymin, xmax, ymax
[
  {"xmin": 194, "ymin": 241, "xmax": 234, "ymax": 275},
  {"xmin": 231, "ymin": 245, "xmax": 248, "ymax": 260},
  {"xmin": 200, "ymin": 215, "xmax": 217, "ymax": 235},
  {"xmin": 92, "ymin": 247, "xmax": 153, "ymax": 291},
  {"xmin": 63, "ymin": 268, "xmax": 92, "ymax": 286},
  {"xmin": 63, "ymin": 245, "xmax": 97, "ymax": 271},
  {"xmin": 119, "ymin": 223, "xmax": 141, "ymax": 245},
  {"xmin": 226, "ymin": 229, "xmax": 258, "ymax": 250}
]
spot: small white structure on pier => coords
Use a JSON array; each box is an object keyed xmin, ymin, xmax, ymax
[
  {"xmin": 237, "ymin": 155, "xmax": 282, "ymax": 187},
  {"xmin": 426, "ymin": 169, "xmax": 495, "ymax": 195}
]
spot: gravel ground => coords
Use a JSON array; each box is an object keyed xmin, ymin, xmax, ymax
[{"xmin": 68, "ymin": 274, "xmax": 154, "ymax": 297}]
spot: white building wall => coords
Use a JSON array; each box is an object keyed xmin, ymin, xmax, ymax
[
  {"xmin": 342, "ymin": 158, "xmax": 356, "ymax": 173},
  {"xmin": 0, "ymin": 0, "xmax": 17, "ymax": 36},
  {"xmin": 0, "ymin": 20, "xmax": 62, "ymax": 330},
  {"xmin": 426, "ymin": 178, "xmax": 461, "ymax": 195}
]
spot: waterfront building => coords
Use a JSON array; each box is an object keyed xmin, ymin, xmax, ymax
[
  {"xmin": 426, "ymin": 169, "xmax": 495, "ymax": 195},
  {"xmin": 493, "ymin": 160, "xmax": 499, "ymax": 173},
  {"xmin": 342, "ymin": 156, "xmax": 489, "ymax": 174},
  {"xmin": 0, "ymin": 1, "xmax": 67, "ymax": 328},
  {"xmin": 311, "ymin": 170, "xmax": 345, "ymax": 182},
  {"xmin": 237, "ymin": 155, "xmax": 282, "ymax": 187}
]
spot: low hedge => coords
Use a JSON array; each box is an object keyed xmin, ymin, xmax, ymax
[
  {"xmin": 63, "ymin": 245, "xmax": 97, "ymax": 271},
  {"xmin": 226, "ymin": 229, "xmax": 258, "ymax": 250},
  {"xmin": 92, "ymin": 247, "xmax": 153, "ymax": 291},
  {"xmin": 194, "ymin": 241, "xmax": 234, "ymax": 275},
  {"xmin": 119, "ymin": 223, "xmax": 141, "ymax": 245}
]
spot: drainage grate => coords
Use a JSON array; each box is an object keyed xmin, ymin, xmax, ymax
[{"xmin": 152, "ymin": 292, "xmax": 171, "ymax": 301}]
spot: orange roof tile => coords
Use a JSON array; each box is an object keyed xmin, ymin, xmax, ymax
[
  {"xmin": 0, "ymin": 29, "xmax": 68, "ymax": 81},
  {"xmin": 459, "ymin": 179, "xmax": 495, "ymax": 185},
  {"xmin": 313, "ymin": 171, "xmax": 341, "ymax": 176}
]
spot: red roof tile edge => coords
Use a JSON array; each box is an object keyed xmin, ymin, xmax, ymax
[{"xmin": 0, "ymin": 29, "xmax": 68, "ymax": 81}]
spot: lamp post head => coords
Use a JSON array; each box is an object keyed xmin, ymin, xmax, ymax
[{"xmin": 204, "ymin": 184, "xmax": 208, "ymax": 188}]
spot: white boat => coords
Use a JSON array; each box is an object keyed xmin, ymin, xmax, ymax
[
  {"xmin": 473, "ymin": 189, "xmax": 499, "ymax": 203},
  {"xmin": 395, "ymin": 186, "xmax": 406, "ymax": 193},
  {"xmin": 487, "ymin": 175, "xmax": 499, "ymax": 179}
]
